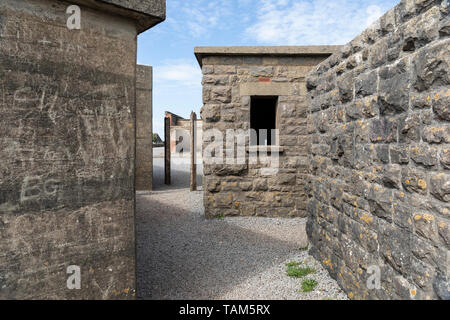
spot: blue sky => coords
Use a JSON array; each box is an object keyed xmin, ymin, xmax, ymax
[{"xmin": 137, "ymin": 0, "xmax": 399, "ymax": 137}]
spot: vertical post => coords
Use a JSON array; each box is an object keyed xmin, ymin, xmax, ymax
[
  {"xmin": 190, "ymin": 112, "xmax": 197, "ymax": 191},
  {"xmin": 164, "ymin": 116, "xmax": 171, "ymax": 185}
]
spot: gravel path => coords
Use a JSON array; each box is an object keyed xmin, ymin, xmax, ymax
[{"xmin": 136, "ymin": 188, "xmax": 347, "ymax": 300}]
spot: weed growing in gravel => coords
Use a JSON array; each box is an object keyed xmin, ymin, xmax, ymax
[
  {"xmin": 300, "ymin": 279, "xmax": 318, "ymax": 292},
  {"xmin": 299, "ymin": 245, "xmax": 309, "ymax": 251},
  {"xmin": 216, "ymin": 214, "xmax": 225, "ymax": 220},
  {"xmin": 286, "ymin": 266, "xmax": 315, "ymax": 278},
  {"xmin": 285, "ymin": 261, "xmax": 303, "ymax": 267}
]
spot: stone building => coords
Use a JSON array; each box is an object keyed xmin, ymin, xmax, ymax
[
  {"xmin": 195, "ymin": 46, "xmax": 340, "ymax": 218},
  {"xmin": 196, "ymin": 0, "xmax": 449, "ymax": 300},
  {"xmin": 0, "ymin": 0, "xmax": 165, "ymax": 299},
  {"xmin": 165, "ymin": 111, "xmax": 203, "ymax": 155}
]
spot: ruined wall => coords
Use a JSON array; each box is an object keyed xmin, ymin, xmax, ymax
[
  {"xmin": 199, "ymin": 52, "xmax": 334, "ymax": 218},
  {"xmin": 0, "ymin": 0, "xmax": 164, "ymax": 299},
  {"xmin": 306, "ymin": 0, "xmax": 449, "ymax": 299},
  {"xmin": 170, "ymin": 119, "xmax": 203, "ymax": 154},
  {"xmin": 136, "ymin": 65, "xmax": 153, "ymax": 191}
]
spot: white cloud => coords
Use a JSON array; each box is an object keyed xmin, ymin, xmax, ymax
[
  {"xmin": 366, "ymin": 5, "xmax": 384, "ymax": 26},
  {"xmin": 246, "ymin": 0, "xmax": 388, "ymax": 45},
  {"xmin": 167, "ymin": 0, "xmax": 233, "ymax": 39},
  {"xmin": 154, "ymin": 60, "xmax": 202, "ymax": 88}
]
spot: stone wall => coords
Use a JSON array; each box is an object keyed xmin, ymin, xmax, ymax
[
  {"xmin": 196, "ymin": 47, "xmax": 339, "ymax": 218},
  {"xmin": 136, "ymin": 65, "xmax": 153, "ymax": 191},
  {"xmin": 0, "ymin": 0, "xmax": 164, "ymax": 299},
  {"xmin": 306, "ymin": 0, "xmax": 449, "ymax": 299}
]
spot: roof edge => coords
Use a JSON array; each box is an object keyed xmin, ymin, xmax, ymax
[
  {"xmin": 69, "ymin": 0, "xmax": 166, "ymax": 33},
  {"xmin": 194, "ymin": 45, "xmax": 342, "ymax": 67}
]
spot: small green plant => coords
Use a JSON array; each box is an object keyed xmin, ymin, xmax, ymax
[
  {"xmin": 300, "ymin": 278, "xmax": 318, "ymax": 292},
  {"xmin": 299, "ymin": 245, "xmax": 309, "ymax": 251},
  {"xmin": 216, "ymin": 214, "xmax": 225, "ymax": 220},
  {"xmin": 286, "ymin": 266, "xmax": 315, "ymax": 278},
  {"xmin": 285, "ymin": 261, "xmax": 303, "ymax": 267}
]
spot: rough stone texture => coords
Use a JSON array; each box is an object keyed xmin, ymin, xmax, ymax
[
  {"xmin": 136, "ymin": 65, "xmax": 153, "ymax": 191},
  {"xmin": 0, "ymin": 0, "xmax": 164, "ymax": 299},
  {"xmin": 197, "ymin": 47, "xmax": 339, "ymax": 218},
  {"xmin": 306, "ymin": 0, "xmax": 449, "ymax": 300}
]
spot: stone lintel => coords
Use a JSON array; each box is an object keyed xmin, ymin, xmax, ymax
[{"xmin": 239, "ymin": 82, "xmax": 293, "ymax": 96}]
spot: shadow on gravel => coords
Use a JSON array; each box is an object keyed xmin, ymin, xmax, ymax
[
  {"xmin": 136, "ymin": 194, "xmax": 300, "ymax": 300},
  {"xmin": 152, "ymin": 157, "xmax": 203, "ymax": 191}
]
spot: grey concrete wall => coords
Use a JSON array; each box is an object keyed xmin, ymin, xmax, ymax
[
  {"xmin": 70, "ymin": 0, "xmax": 166, "ymax": 32},
  {"xmin": 0, "ymin": 0, "xmax": 163, "ymax": 299},
  {"xmin": 198, "ymin": 51, "xmax": 335, "ymax": 218},
  {"xmin": 306, "ymin": 0, "xmax": 449, "ymax": 299},
  {"xmin": 136, "ymin": 65, "xmax": 153, "ymax": 191}
]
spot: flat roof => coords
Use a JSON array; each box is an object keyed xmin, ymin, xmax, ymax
[
  {"xmin": 70, "ymin": 0, "xmax": 166, "ymax": 33},
  {"xmin": 194, "ymin": 46, "xmax": 341, "ymax": 66}
]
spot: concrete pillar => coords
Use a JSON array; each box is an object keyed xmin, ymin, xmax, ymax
[
  {"xmin": 136, "ymin": 65, "xmax": 153, "ymax": 191},
  {"xmin": 0, "ymin": 0, "xmax": 165, "ymax": 299}
]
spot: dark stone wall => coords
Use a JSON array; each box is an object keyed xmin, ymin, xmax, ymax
[
  {"xmin": 306, "ymin": 0, "xmax": 449, "ymax": 299},
  {"xmin": 136, "ymin": 65, "xmax": 153, "ymax": 191},
  {"xmin": 0, "ymin": 0, "xmax": 138, "ymax": 299}
]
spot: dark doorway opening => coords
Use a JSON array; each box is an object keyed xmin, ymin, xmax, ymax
[{"xmin": 250, "ymin": 96, "xmax": 278, "ymax": 146}]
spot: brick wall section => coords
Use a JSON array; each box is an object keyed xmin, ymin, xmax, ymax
[
  {"xmin": 136, "ymin": 65, "xmax": 153, "ymax": 191},
  {"xmin": 305, "ymin": 0, "xmax": 449, "ymax": 299},
  {"xmin": 0, "ymin": 0, "xmax": 163, "ymax": 299},
  {"xmin": 200, "ymin": 54, "xmax": 331, "ymax": 218}
]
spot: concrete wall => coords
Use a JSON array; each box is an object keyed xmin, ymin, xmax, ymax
[
  {"xmin": 306, "ymin": 0, "xmax": 449, "ymax": 299},
  {"xmin": 196, "ymin": 47, "xmax": 339, "ymax": 218},
  {"xmin": 0, "ymin": 0, "xmax": 164, "ymax": 299},
  {"xmin": 136, "ymin": 65, "xmax": 153, "ymax": 191}
]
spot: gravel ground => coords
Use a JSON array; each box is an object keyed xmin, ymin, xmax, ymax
[{"xmin": 136, "ymin": 187, "xmax": 347, "ymax": 300}]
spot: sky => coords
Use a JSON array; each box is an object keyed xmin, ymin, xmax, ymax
[{"xmin": 137, "ymin": 0, "xmax": 399, "ymax": 137}]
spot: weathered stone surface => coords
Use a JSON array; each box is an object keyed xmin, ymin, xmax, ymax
[
  {"xmin": 355, "ymin": 70, "xmax": 377, "ymax": 98},
  {"xmin": 210, "ymin": 87, "xmax": 232, "ymax": 103},
  {"xmin": 337, "ymin": 72, "xmax": 354, "ymax": 103},
  {"xmin": 370, "ymin": 118, "xmax": 397, "ymax": 143},
  {"xmin": 402, "ymin": 167, "xmax": 428, "ymax": 194},
  {"xmin": 378, "ymin": 59, "xmax": 410, "ymax": 115},
  {"xmin": 399, "ymin": 113, "xmax": 421, "ymax": 143},
  {"xmin": 410, "ymin": 144, "xmax": 439, "ymax": 168},
  {"xmin": 430, "ymin": 173, "xmax": 450, "ymax": 202},
  {"xmin": 306, "ymin": 0, "xmax": 449, "ymax": 300},
  {"xmin": 0, "ymin": 0, "xmax": 164, "ymax": 299},
  {"xmin": 136, "ymin": 65, "xmax": 153, "ymax": 191},
  {"xmin": 432, "ymin": 89, "xmax": 450, "ymax": 121},
  {"xmin": 70, "ymin": 0, "xmax": 166, "ymax": 32},
  {"xmin": 412, "ymin": 40, "xmax": 450, "ymax": 92},
  {"xmin": 197, "ymin": 48, "xmax": 336, "ymax": 218}
]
